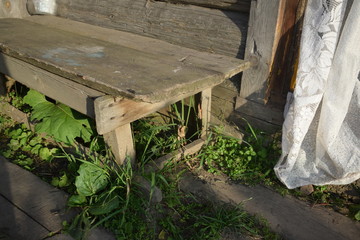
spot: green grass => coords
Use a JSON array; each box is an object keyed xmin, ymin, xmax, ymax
[{"xmin": 0, "ymin": 87, "xmax": 280, "ymax": 239}]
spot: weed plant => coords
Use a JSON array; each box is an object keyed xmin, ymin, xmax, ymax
[
  {"xmin": 1, "ymin": 87, "xmax": 280, "ymax": 238},
  {"xmin": 197, "ymin": 123, "xmax": 281, "ymax": 185}
]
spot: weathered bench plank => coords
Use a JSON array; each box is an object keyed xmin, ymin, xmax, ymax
[
  {"xmin": 0, "ymin": 18, "xmax": 249, "ymax": 103},
  {"xmin": 0, "ymin": 53, "xmax": 104, "ymax": 118}
]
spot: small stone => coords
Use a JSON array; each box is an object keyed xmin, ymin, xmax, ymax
[{"xmin": 300, "ymin": 185, "xmax": 314, "ymax": 195}]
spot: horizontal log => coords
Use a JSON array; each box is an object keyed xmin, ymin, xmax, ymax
[
  {"xmin": 55, "ymin": 0, "xmax": 248, "ymax": 58},
  {"xmin": 156, "ymin": 0, "xmax": 251, "ymax": 12}
]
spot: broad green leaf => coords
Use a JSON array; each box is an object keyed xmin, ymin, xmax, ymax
[
  {"xmin": 23, "ymin": 89, "xmax": 94, "ymax": 145},
  {"xmin": 75, "ymin": 163, "xmax": 108, "ymax": 196},
  {"xmin": 68, "ymin": 195, "xmax": 87, "ymax": 207}
]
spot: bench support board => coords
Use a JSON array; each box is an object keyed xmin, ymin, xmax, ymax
[{"xmin": 103, "ymin": 123, "xmax": 136, "ymax": 166}]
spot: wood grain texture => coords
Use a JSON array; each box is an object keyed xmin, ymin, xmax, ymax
[
  {"xmin": 0, "ymin": 156, "xmax": 76, "ymax": 233},
  {"xmin": 236, "ymin": 98, "xmax": 283, "ymax": 125},
  {"xmin": 145, "ymin": 139, "xmax": 205, "ymax": 173},
  {"xmin": 180, "ymin": 169, "xmax": 360, "ymax": 240},
  {"xmin": 0, "ymin": 0, "xmax": 29, "ymax": 18},
  {"xmin": 156, "ymin": 0, "xmax": 251, "ymax": 12},
  {"xmin": 55, "ymin": 0, "xmax": 248, "ymax": 58},
  {"xmin": 228, "ymin": 110, "xmax": 281, "ymax": 133},
  {"xmin": 103, "ymin": 124, "xmax": 136, "ymax": 165},
  {"xmin": 94, "ymin": 90, "xmax": 204, "ymax": 134},
  {"xmin": 0, "ymin": 100, "xmax": 32, "ymax": 129},
  {"xmin": 238, "ymin": 0, "xmax": 282, "ymax": 103},
  {"xmin": 200, "ymin": 88, "xmax": 212, "ymax": 137},
  {"xmin": 0, "ymin": 17, "xmax": 249, "ymax": 103},
  {"xmin": 0, "ymin": 195, "xmax": 50, "ymax": 240},
  {"xmin": 25, "ymin": 16, "xmax": 249, "ymax": 119},
  {"xmin": 0, "ymin": 53, "xmax": 104, "ymax": 118}
]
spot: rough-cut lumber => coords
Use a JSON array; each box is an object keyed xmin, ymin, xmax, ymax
[
  {"xmin": 236, "ymin": 98, "xmax": 283, "ymax": 125},
  {"xmin": 0, "ymin": 100, "xmax": 32, "ymax": 129},
  {"xmin": 55, "ymin": 0, "xmax": 248, "ymax": 58},
  {"xmin": 200, "ymin": 88, "xmax": 212, "ymax": 137},
  {"xmin": 0, "ymin": 0, "xmax": 29, "ymax": 18},
  {"xmin": 0, "ymin": 156, "xmax": 76, "ymax": 234},
  {"xmin": 0, "ymin": 53, "xmax": 105, "ymax": 118},
  {"xmin": 0, "ymin": 195, "xmax": 50, "ymax": 240},
  {"xmin": 156, "ymin": 0, "xmax": 251, "ymax": 12},
  {"xmin": 238, "ymin": 0, "xmax": 283, "ymax": 103},
  {"xmin": 103, "ymin": 124, "xmax": 136, "ymax": 165},
  {"xmin": 145, "ymin": 139, "xmax": 206, "ymax": 173},
  {"xmin": 0, "ymin": 17, "xmax": 250, "ymax": 103},
  {"xmin": 24, "ymin": 16, "xmax": 249, "ymax": 125},
  {"xmin": 0, "ymin": 157, "xmax": 117, "ymax": 240},
  {"xmin": 180, "ymin": 170, "xmax": 360, "ymax": 240}
]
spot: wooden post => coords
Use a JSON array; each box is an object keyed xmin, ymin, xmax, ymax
[
  {"xmin": 200, "ymin": 88, "xmax": 212, "ymax": 138},
  {"xmin": 234, "ymin": 0, "xmax": 305, "ymax": 131},
  {"xmin": 94, "ymin": 96, "xmax": 136, "ymax": 165},
  {"xmin": 103, "ymin": 123, "xmax": 136, "ymax": 166}
]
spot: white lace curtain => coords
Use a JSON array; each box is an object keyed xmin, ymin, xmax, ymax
[{"xmin": 274, "ymin": 0, "xmax": 360, "ymax": 189}]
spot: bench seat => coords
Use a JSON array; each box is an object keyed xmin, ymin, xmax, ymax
[{"xmin": 0, "ymin": 16, "xmax": 251, "ymax": 164}]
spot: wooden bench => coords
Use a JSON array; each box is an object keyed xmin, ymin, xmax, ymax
[{"xmin": 0, "ymin": 0, "xmax": 252, "ymax": 164}]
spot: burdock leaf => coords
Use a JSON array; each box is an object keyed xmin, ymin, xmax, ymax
[{"xmin": 23, "ymin": 89, "xmax": 94, "ymax": 145}]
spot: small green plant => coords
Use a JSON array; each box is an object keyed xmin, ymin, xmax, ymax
[
  {"xmin": 197, "ymin": 124, "xmax": 280, "ymax": 184},
  {"xmin": 23, "ymin": 89, "xmax": 95, "ymax": 145},
  {"xmin": 0, "ymin": 122, "xmax": 61, "ymax": 170}
]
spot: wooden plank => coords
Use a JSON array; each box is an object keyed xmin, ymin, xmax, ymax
[
  {"xmin": 0, "ymin": 100, "xmax": 32, "ymax": 129},
  {"xmin": 236, "ymin": 98, "xmax": 283, "ymax": 125},
  {"xmin": 156, "ymin": 0, "xmax": 251, "ymax": 12},
  {"xmin": 0, "ymin": 0, "xmax": 29, "ymax": 18},
  {"xmin": 180, "ymin": 169, "xmax": 360, "ymax": 240},
  {"xmin": 211, "ymin": 95, "xmax": 235, "ymax": 120},
  {"xmin": 55, "ymin": 0, "xmax": 248, "ymax": 58},
  {"xmin": 0, "ymin": 53, "xmax": 105, "ymax": 118},
  {"xmin": 0, "ymin": 195, "xmax": 50, "ymax": 240},
  {"xmin": 145, "ymin": 139, "xmax": 206, "ymax": 173},
  {"xmin": 228, "ymin": 110, "xmax": 281, "ymax": 133},
  {"xmin": 200, "ymin": 88, "xmax": 212, "ymax": 138},
  {"xmin": 0, "ymin": 156, "xmax": 77, "ymax": 232},
  {"xmin": 0, "ymin": 18, "xmax": 250, "ymax": 103},
  {"xmin": 94, "ymin": 90, "xmax": 214, "ymax": 135},
  {"xmin": 103, "ymin": 124, "xmax": 136, "ymax": 166},
  {"xmin": 238, "ymin": 0, "xmax": 283, "ymax": 103},
  {"xmin": 25, "ymin": 15, "xmax": 248, "ymax": 68},
  {"xmin": 265, "ymin": 0, "xmax": 306, "ymax": 106}
]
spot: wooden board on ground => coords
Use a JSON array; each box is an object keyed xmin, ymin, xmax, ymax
[
  {"xmin": 0, "ymin": 156, "xmax": 116, "ymax": 240},
  {"xmin": 0, "ymin": 17, "xmax": 250, "ymax": 103},
  {"xmin": 180, "ymin": 170, "xmax": 360, "ymax": 240},
  {"xmin": 0, "ymin": 156, "xmax": 76, "ymax": 232},
  {"xmin": 0, "ymin": 195, "xmax": 50, "ymax": 240}
]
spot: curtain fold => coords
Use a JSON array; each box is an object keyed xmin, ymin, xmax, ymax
[{"xmin": 274, "ymin": 0, "xmax": 360, "ymax": 189}]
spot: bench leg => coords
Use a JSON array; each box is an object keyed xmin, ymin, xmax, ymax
[
  {"xmin": 200, "ymin": 88, "xmax": 212, "ymax": 138},
  {"xmin": 103, "ymin": 123, "xmax": 136, "ymax": 166}
]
